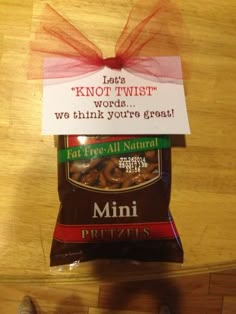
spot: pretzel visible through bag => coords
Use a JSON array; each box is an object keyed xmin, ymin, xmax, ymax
[{"xmin": 69, "ymin": 150, "xmax": 159, "ymax": 190}]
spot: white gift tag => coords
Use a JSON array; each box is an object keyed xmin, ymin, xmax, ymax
[{"xmin": 42, "ymin": 58, "xmax": 190, "ymax": 135}]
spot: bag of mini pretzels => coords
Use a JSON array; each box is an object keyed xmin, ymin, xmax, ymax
[{"xmin": 50, "ymin": 135, "xmax": 184, "ymax": 266}]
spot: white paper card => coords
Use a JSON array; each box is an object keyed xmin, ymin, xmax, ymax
[{"xmin": 42, "ymin": 58, "xmax": 190, "ymax": 135}]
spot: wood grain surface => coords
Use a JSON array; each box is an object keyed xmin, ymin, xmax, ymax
[
  {"xmin": 1, "ymin": 270, "xmax": 236, "ymax": 313},
  {"xmin": 0, "ymin": 0, "xmax": 236, "ymax": 286}
]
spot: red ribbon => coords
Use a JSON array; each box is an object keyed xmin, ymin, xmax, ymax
[{"xmin": 29, "ymin": 1, "xmax": 185, "ymax": 82}]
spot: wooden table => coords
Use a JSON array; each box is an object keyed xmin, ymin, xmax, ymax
[{"xmin": 0, "ymin": 0, "xmax": 235, "ymax": 285}]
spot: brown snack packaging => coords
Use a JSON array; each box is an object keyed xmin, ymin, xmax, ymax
[{"xmin": 50, "ymin": 135, "xmax": 183, "ymax": 266}]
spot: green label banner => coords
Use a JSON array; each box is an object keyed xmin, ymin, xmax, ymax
[{"xmin": 58, "ymin": 136, "xmax": 171, "ymax": 163}]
